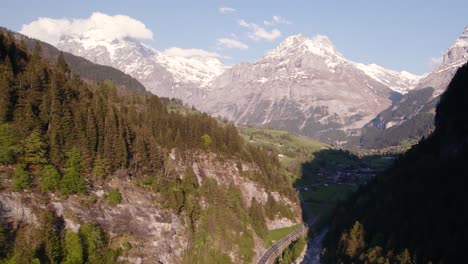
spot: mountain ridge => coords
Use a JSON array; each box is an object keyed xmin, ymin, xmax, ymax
[
  {"xmin": 23, "ymin": 26, "xmax": 434, "ymax": 144},
  {"xmin": 57, "ymin": 34, "xmax": 227, "ymax": 102},
  {"xmin": 323, "ymin": 61, "xmax": 468, "ymax": 264},
  {"xmin": 359, "ymin": 26, "xmax": 468, "ymax": 148},
  {"xmin": 0, "ymin": 27, "xmax": 147, "ymax": 94},
  {"xmin": 201, "ymin": 34, "xmax": 405, "ymax": 142}
]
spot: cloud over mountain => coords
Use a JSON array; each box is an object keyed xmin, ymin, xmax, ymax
[
  {"xmin": 20, "ymin": 12, "xmax": 153, "ymax": 45},
  {"xmin": 162, "ymin": 47, "xmax": 220, "ymax": 58},
  {"xmin": 238, "ymin": 19, "xmax": 281, "ymax": 41},
  {"xmin": 217, "ymin": 38, "xmax": 248, "ymax": 49}
]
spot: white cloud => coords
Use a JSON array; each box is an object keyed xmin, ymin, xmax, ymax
[
  {"xmin": 162, "ymin": 47, "xmax": 220, "ymax": 58},
  {"xmin": 217, "ymin": 38, "xmax": 248, "ymax": 50},
  {"xmin": 250, "ymin": 28, "xmax": 281, "ymax": 42},
  {"xmin": 430, "ymin": 56, "xmax": 443, "ymax": 68},
  {"xmin": 238, "ymin": 19, "xmax": 251, "ymax": 28},
  {"xmin": 264, "ymin": 16, "xmax": 292, "ymax": 26},
  {"xmin": 20, "ymin": 12, "xmax": 153, "ymax": 45},
  {"xmin": 219, "ymin": 6, "xmax": 236, "ymax": 14},
  {"xmin": 238, "ymin": 19, "xmax": 281, "ymax": 41}
]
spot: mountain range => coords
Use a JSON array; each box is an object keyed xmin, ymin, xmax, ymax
[
  {"xmin": 57, "ymin": 34, "xmax": 226, "ymax": 104},
  {"xmin": 324, "ymin": 61, "xmax": 468, "ymax": 264},
  {"xmin": 51, "ymin": 25, "xmax": 467, "ymax": 145},
  {"xmin": 359, "ymin": 26, "xmax": 468, "ymax": 148},
  {"xmin": 200, "ymin": 34, "xmax": 423, "ymax": 142},
  {"xmin": 0, "ymin": 27, "xmax": 147, "ymax": 94}
]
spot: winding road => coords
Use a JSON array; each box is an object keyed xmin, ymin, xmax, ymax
[{"xmin": 256, "ymin": 224, "xmax": 308, "ymax": 264}]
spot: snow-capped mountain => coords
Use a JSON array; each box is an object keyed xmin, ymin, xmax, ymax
[
  {"xmin": 54, "ymin": 30, "xmax": 424, "ymax": 143},
  {"xmin": 353, "ymin": 63, "xmax": 422, "ymax": 94},
  {"xmin": 56, "ymin": 33, "xmax": 227, "ymax": 103},
  {"xmin": 157, "ymin": 54, "xmax": 226, "ymax": 87},
  {"xmin": 201, "ymin": 34, "xmax": 401, "ymax": 142},
  {"xmin": 359, "ymin": 26, "xmax": 468, "ymax": 148},
  {"xmin": 261, "ymin": 34, "xmax": 422, "ymax": 94}
]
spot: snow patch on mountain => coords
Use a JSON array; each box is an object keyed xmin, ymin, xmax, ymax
[
  {"xmin": 452, "ymin": 26, "xmax": 468, "ymax": 48},
  {"xmin": 157, "ymin": 54, "xmax": 228, "ymax": 87},
  {"xmin": 353, "ymin": 63, "xmax": 422, "ymax": 94},
  {"xmin": 203, "ymin": 33, "xmax": 401, "ymax": 142},
  {"xmin": 263, "ymin": 34, "xmax": 420, "ymax": 94},
  {"xmin": 266, "ymin": 34, "xmax": 345, "ymax": 61},
  {"xmin": 57, "ymin": 34, "xmax": 227, "ymax": 91}
]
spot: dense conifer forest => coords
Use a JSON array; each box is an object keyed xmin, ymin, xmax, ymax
[
  {"xmin": 0, "ymin": 30, "xmax": 296, "ymax": 263},
  {"xmin": 322, "ymin": 62, "xmax": 468, "ymax": 264}
]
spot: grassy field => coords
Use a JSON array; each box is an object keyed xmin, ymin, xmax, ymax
[
  {"xmin": 240, "ymin": 126, "xmax": 393, "ymax": 235},
  {"xmin": 300, "ymin": 184, "xmax": 357, "ymax": 216},
  {"xmin": 239, "ymin": 127, "xmax": 329, "ymax": 180},
  {"xmin": 265, "ymin": 224, "xmax": 302, "ymax": 247}
]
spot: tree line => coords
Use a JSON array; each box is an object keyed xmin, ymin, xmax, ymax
[
  {"xmin": 322, "ymin": 63, "xmax": 468, "ymax": 263},
  {"xmin": 0, "ymin": 31, "xmax": 297, "ymax": 263}
]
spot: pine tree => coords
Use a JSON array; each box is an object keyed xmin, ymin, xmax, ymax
[
  {"xmin": 397, "ymin": 248, "xmax": 413, "ymax": 264},
  {"xmin": 40, "ymin": 209, "xmax": 62, "ymax": 264},
  {"xmin": 39, "ymin": 165, "xmax": 61, "ymax": 192},
  {"xmin": 56, "ymin": 52, "xmax": 70, "ymax": 74},
  {"xmin": 47, "ymin": 69, "xmax": 64, "ymax": 165},
  {"xmin": 60, "ymin": 148, "xmax": 86, "ymax": 195},
  {"xmin": 21, "ymin": 130, "xmax": 48, "ymax": 165},
  {"xmin": 0, "ymin": 55, "xmax": 14, "ymax": 122},
  {"xmin": 64, "ymin": 148, "xmax": 82, "ymax": 172},
  {"xmin": 201, "ymin": 133, "xmax": 212, "ymax": 149},
  {"xmin": 0, "ymin": 123, "xmax": 19, "ymax": 164},
  {"xmin": 63, "ymin": 230, "xmax": 83, "ymax": 264},
  {"xmin": 60, "ymin": 168, "xmax": 87, "ymax": 195},
  {"xmin": 106, "ymin": 188, "xmax": 122, "ymax": 206},
  {"xmin": 92, "ymin": 157, "xmax": 110, "ymax": 179},
  {"xmin": 79, "ymin": 223, "xmax": 118, "ymax": 264},
  {"xmin": 12, "ymin": 163, "xmax": 31, "ymax": 191},
  {"xmin": 345, "ymin": 221, "xmax": 365, "ymax": 258}
]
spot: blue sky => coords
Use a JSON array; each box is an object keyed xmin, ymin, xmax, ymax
[{"xmin": 0, "ymin": 0, "xmax": 467, "ymax": 74}]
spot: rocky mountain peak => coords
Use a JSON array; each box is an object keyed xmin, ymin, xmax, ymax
[
  {"xmin": 266, "ymin": 34, "xmax": 343, "ymax": 61},
  {"xmin": 443, "ymin": 26, "xmax": 468, "ymax": 65},
  {"xmin": 452, "ymin": 26, "xmax": 468, "ymax": 48},
  {"xmin": 56, "ymin": 32, "xmax": 227, "ymax": 98},
  {"xmin": 415, "ymin": 26, "xmax": 468, "ymax": 96}
]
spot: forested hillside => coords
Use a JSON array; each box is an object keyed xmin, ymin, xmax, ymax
[
  {"xmin": 0, "ymin": 30, "xmax": 298, "ymax": 263},
  {"xmin": 0, "ymin": 27, "xmax": 147, "ymax": 94},
  {"xmin": 357, "ymin": 87, "xmax": 438, "ymax": 149},
  {"xmin": 322, "ymin": 62, "xmax": 468, "ymax": 263}
]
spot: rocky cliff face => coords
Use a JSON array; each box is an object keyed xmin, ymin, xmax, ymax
[
  {"xmin": 57, "ymin": 35, "xmax": 227, "ymax": 105},
  {"xmin": 0, "ymin": 151, "xmax": 301, "ymax": 264},
  {"xmin": 47, "ymin": 30, "xmax": 423, "ymax": 143},
  {"xmin": 415, "ymin": 26, "xmax": 468, "ymax": 96},
  {"xmin": 0, "ymin": 180, "xmax": 187, "ymax": 264},
  {"xmin": 359, "ymin": 27, "xmax": 468, "ymax": 148},
  {"xmin": 201, "ymin": 35, "xmax": 401, "ymax": 142}
]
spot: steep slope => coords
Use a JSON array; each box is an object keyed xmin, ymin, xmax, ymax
[
  {"xmin": 353, "ymin": 63, "xmax": 422, "ymax": 94},
  {"xmin": 34, "ymin": 28, "xmax": 423, "ymax": 144},
  {"xmin": 0, "ymin": 27, "xmax": 147, "ymax": 94},
  {"xmin": 0, "ymin": 30, "xmax": 300, "ymax": 264},
  {"xmin": 359, "ymin": 26, "xmax": 468, "ymax": 148},
  {"xmin": 415, "ymin": 26, "xmax": 468, "ymax": 96},
  {"xmin": 323, "ymin": 62, "xmax": 468, "ymax": 263},
  {"xmin": 357, "ymin": 87, "xmax": 438, "ymax": 148},
  {"xmin": 57, "ymin": 34, "xmax": 227, "ymax": 103},
  {"xmin": 202, "ymin": 35, "xmax": 399, "ymax": 142}
]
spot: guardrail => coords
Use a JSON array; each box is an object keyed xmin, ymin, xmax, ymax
[{"xmin": 256, "ymin": 224, "xmax": 308, "ymax": 264}]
